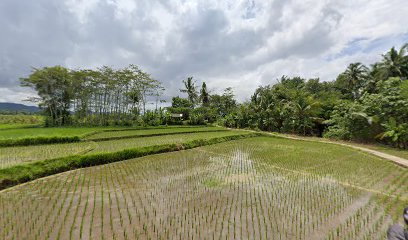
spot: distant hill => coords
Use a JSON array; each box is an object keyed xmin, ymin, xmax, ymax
[{"xmin": 0, "ymin": 102, "xmax": 40, "ymax": 113}]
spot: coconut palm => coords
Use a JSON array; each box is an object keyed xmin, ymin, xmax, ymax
[
  {"xmin": 341, "ymin": 63, "xmax": 368, "ymax": 99},
  {"xmin": 378, "ymin": 44, "xmax": 408, "ymax": 79}
]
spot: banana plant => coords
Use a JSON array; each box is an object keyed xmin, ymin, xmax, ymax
[{"xmin": 376, "ymin": 117, "xmax": 408, "ymax": 148}]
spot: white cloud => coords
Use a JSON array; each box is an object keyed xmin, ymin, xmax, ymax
[{"xmin": 0, "ymin": 0, "xmax": 407, "ymax": 104}]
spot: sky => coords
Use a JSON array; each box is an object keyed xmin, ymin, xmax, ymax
[{"xmin": 0, "ymin": 0, "xmax": 408, "ymax": 105}]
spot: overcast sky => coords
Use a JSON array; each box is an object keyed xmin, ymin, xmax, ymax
[{"xmin": 1, "ymin": 0, "xmax": 408, "ymax": 105}]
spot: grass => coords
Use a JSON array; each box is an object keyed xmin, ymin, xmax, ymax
[{"xmin": 0, "ymin": 136, "xmax": 405, "ymax": 239}]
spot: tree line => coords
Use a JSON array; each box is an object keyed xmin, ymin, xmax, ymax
[
  {"xmin": 21, "ymin": 42, "xmax": 408, "ymax": 148},
  {"xmin": 21, "ymin": 65, "xmax": 163, "ymax": 126},
  {"xmin": 222, "ymin": 43, "xmax": 408, "ymax": 148}
]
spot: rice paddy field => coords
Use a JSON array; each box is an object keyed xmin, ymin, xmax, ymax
[
  {"xmin": 85, "ymin": 126, "xmax": 225, "ymax": 140},
  {"xmin": 0, "ymin": 126, "xmax": 407, "ymax": 239},
  {"xmin": 0, "ymin": 127, "xmax": 108, "ymax": 140},
  {"xmin": 0, "ymin": 125, "xmax": 213, "ymax": 140},
  {"xmin": 0, "ymin": 130, "xmax": 245, "ymax": 168}
]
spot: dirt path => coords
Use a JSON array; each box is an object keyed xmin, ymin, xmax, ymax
[{"xmin": 235, "ymin": 129, "xmax": 408, "ymax": 168}]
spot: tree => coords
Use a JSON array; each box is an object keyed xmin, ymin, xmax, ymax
[
  {"xmin": 200, "ymin": 82, "xmax": 210, "ymax": 106},
  {"xmin": 378, "ymin": 44, "xmax": 408, "ymax": 79},
  {"xmin": 170, "ymin": 96, "xmax": 193, "ymax": 108},
  {"xmin": 167, "ymin": 96, "xmax": 193, "ymax": 120},
  {"xmin": 20, "ymin": 66, "xmax": 73, "ymax": 126},
  {"xmin": 180, "ymin": 77, "xmax": 198, "ymax": 107},
  {"xmin": 210, "ymin": 88, "xmax": 237, "ymax": 118},
  {"xmin": 21, "ymin": 64, "xmax": 164, "ymax": 127},
  {"xmin": 338, "ymin": 63, "xmax": 368, "ymax": 99},
  {"xmin": 287, "ymin": 95, "xmax": 320, "ymax": 135},
  {"xmin": 222, "ymin": 88, "xmax": 236, "ymax": 110}
]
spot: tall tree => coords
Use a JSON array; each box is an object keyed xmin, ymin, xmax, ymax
[
  {"xmin": 20, "ymin": 66, "xmax": 73, "ymax": 126},
  {"xmin": 200, "ymin": 82, "xmax": 209, "ymax": 106}
]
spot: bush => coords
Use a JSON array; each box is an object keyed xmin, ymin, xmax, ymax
[{"xmin": 323, "ymin": 127, "xmax": 351, "ymax": 140}]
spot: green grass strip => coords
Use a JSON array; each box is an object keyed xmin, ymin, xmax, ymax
[{"xmin": 0, "ymin": 133, "xmax": 260, "ymax": 190}]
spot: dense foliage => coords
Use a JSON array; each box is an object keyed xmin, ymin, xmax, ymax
[
  {"xmin": 0, "ymin": 131, "xmax": 257, "ymax": 190},
  {"xmin": 225, "ymin": 43, "xmax": 408, "ymax": 148},
  {"xmin": 21, "ymin": 65, "xmax": 163, "ymax": 126},
  {"xmin": 21, "ymin": 43, "xmax": 408, "ymax": 148}
]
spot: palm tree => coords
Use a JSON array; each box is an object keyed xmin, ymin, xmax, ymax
[
  {"xmin": 289, "ymin": 96, "xmax": 319, "ymax": 135},
  {"xmin": 378, "ymin": 44, "xmax": 408, "ymax": 79},
  {"xmin": 180, "ymin": 76, "xmax": 198, "ymax": 107},
  {"xmin": 341, "ymin": 62, "xmax": 368, "ymax": 99}
]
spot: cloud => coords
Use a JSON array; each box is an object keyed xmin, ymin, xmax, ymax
[{"xmin": 0, "ymin": 0, "xmax": 407, "ymax": 104}]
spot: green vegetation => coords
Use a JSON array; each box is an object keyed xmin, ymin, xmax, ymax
[
  {"xmin": 1, "ymin": 137, "xmax": 405, "ymax": 239},
  {"xmin": 219, "ymin": 43, "xmax": 408, "ymax": 149},
  {"xmin": 2, "ymin": 9, "xmax": 407, "ymax": 240},
  {"xmin": 0, "ymin": 132, "xmax": 258, "ymax": 190},
  {"xmin": 0, "ymin": 127, "xmax": 108, "ymax": 147},
  {"xmin": 0, "ymin": 123, "xmax": 38, "ymax": 130},
  {"xmin": 88, "ymin": 130, "xmax": 246, "ymax": 153},
  {"xmin": 0, "ymin": 136, "xmax": 81, "ymax": 148},
  {"xmin": 0, "ymin": 114, "xmax": 43, "ymax": 124},
  {"xmin": 21, "ymin": 65, "xmax": 163, "ymax": 126},
  {"xmin": 203, "ymin": 177, "xmax": 222, "ymax": 188},
  {"xmin": 355, "ymin": 143, "xmax": 408, "ymax": 160},
  {"xmin": 0, "ymin": 141, "xmax": 96, "ymax": 169},
  {"xmin": 85, "ymin": 126, "xmax": 225, "ymax": 141},
  {"xmin": 0, "ymin": 130, "xmax": 247, "ymax": 168},
  {"xmin": 0, "ymin": 127, "xmax": 107, "ymax": 140},
  {"xmin": 19, "ymin": 42, "xmax": 408, "ymax": 150},
  {"xmin": 0, "ymin": 115, "xmax": 44, "ymax": 129},
  {"xmin": 0, "ymin": 125, "xmax": 226, "ymax": 147}
]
